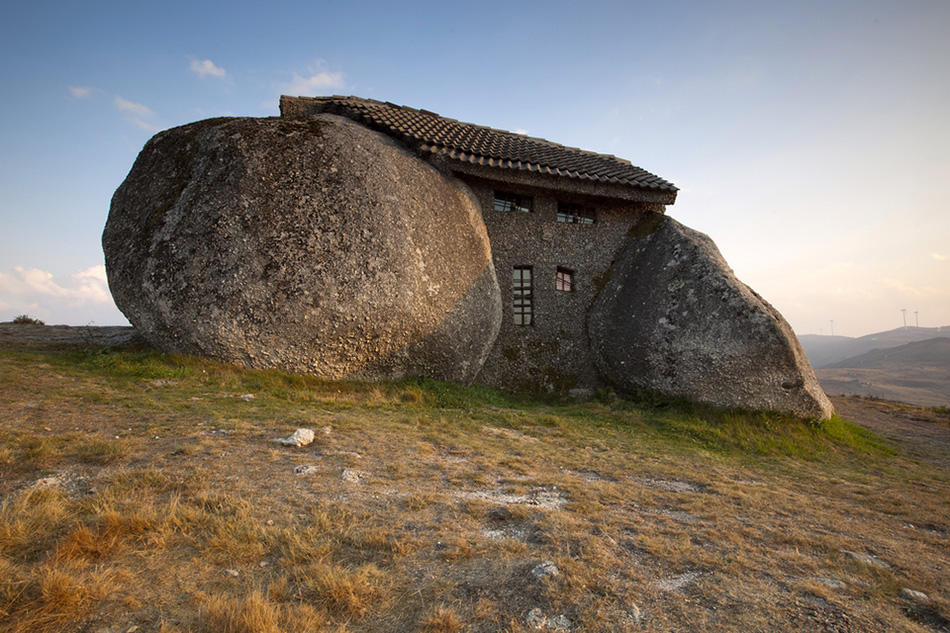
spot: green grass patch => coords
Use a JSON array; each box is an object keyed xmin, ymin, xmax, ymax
[
  {"xmin": 69, "ymin": 348, "xmax": 193, "ymax": 382},
  {"xmin": 12, "ymin": 347, "xmax": 898, "ymax": 464}
]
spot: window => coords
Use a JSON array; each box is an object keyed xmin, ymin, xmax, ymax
[
  {"xmin": 557, "ymin": 202, "xmax": 596, "ymax": 224},
  {"xmin": 556, "ymin": 267, "xmax": 574, "ymax": 292},
  {"xmin": 513, "ymin": 267, "xmax": 533, "ymax": 326},
  {"xmin": 494, "ymin": 190, "xmax": 533, "ymax": 214}
]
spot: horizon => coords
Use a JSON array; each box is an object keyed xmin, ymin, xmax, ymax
[
  {"xmin": 1, "ymin": 1, "xmax": 948, "ymax": 339},
  {"xmin": 7, "ymin": 315, "xmax": 947, "ymax": 342}
]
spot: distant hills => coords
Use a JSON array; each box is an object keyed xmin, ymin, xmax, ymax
[
  {"xmin": 798, "ymin": 326, "xmax": 950, "ymax": 369},
  {"xmin": 825, "ymin": 337, "xmax": 950, "ymax": 370},
  {"xmin": 798, "ymin": 327, "xmax": 950, "ymax": 407}
]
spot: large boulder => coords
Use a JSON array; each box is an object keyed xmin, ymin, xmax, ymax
[
  {"xmin": 103, "ymin": 114, "xmax": 501, "ymax": 383},
  {"xmin": 589, "ymin": 215, "xmax": 833, "ymax": 419}
]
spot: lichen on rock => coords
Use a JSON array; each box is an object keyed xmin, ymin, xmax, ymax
[
  {"xmin": 588, "ymin": 215, "xmax": 833, "ymax": 419},
  {"xmin": 103, "ymin": 114, "xmax": 501, "ymax": 383}
]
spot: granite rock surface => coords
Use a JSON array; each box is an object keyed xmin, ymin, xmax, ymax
[
  {"xmin": 103, "ymin": 114, "xmax": 501, "ymax": 383},
  {"xmin": 589, "ymin": 215, "xmax": 833, "ymax": 419}
]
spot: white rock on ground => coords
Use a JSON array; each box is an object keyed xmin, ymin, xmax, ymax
[
  {"xmin": 525, "ymin": 608, "xmax": 571, "ymax": 630},
  {"xmin": 531, "ymin": 561, "xmax": 560, "ymax": 579},
  {"xmin": 656, "ymin": 571, "xmax": 701, "ymax": 592},
  {"xmin": 276, "ymin": 428, "xmax": 315, "ymax": 447},
  {"xmin": 627, "ymin": 604, "xmax": 643, "ymax": 624},
  {"xmin": 899, "ymin": 588, "xmax": 930, "ymax": 604},
  {"xmin": 841, "ymin": 550, "xmax": 890, "ymax": 569},
  {"xmin": 526, "ymin": 609, "xmax": 546, "ymax": 629},
  {"xmin": 341, "ymin": 469, "xmax": 367, "ymax": 483}
]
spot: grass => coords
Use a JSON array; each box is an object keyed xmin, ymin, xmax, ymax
[{"xmin": 0, "ymin": 342, "xmax": 948, "ymax": 632}]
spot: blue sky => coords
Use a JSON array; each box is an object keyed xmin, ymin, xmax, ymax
[{"xmin": 1, "ymin": 0, "xmax": 947, "ymax": 337}]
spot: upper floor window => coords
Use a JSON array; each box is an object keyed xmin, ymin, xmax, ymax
[
  {"xmin": 557, "ymin": 202, "xmax": 596, "ymax": 224},
  {"xmin": 494, "ymin": 190, "xmax": 533, "ymax": 214},
  {"xmin": 556, "ymin": 267, "xmax": 574, "ymax": 292}
]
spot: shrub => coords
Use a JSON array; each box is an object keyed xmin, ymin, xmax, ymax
[{"xmin": 12, "ymin": 314, "xmax": 45, "ymax": 325}]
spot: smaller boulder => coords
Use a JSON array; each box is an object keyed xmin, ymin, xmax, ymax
[{"xmin": 589, "ymin": 215, "xmax": 833, "ymax": 419}]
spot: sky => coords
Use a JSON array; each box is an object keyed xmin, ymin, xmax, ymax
[{"xmin": 1, "ymin": 0, "xmax": 947, "ymax": 338}]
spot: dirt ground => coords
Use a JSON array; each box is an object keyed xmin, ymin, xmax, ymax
[
  {"xmin": 3, "ymin": 324, "xmax": 950, "ymax": 633},
  {"xmin": 0, "ymin": 323, "xmax": 142, "ymax": 349},
  {"xmin": 830, "ymin": 395, "xmax": 950, "ymax": 468},
  {"xmin": 819, "ymin": 368, "xmax": 950, "ymax": 409}
]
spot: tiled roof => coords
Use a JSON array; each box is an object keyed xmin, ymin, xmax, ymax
[{"xmin": 280, "ymin": 96, "xmax": 677, "ymax": 200}]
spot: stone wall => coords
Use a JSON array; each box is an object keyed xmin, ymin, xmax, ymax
[{"xmin": 461, "ymin": 175, "xmax": 664, "ymax": 392}]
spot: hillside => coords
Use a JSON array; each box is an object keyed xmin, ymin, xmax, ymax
[
  {"xmin": 826, "ymin": 338, "xmax": 950, "ymax": 370},
  {"xmin": 805, "ymin": 335, "xmax": 950, "ymax": 408},
  {"xmin": 798, "ymin": 326, "xmax": 950, "ymax": 369},
  {"xmin": 1, "ymin": 326, "xmax": 949, "ymax": 633}
]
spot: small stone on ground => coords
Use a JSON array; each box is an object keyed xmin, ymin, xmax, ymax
[
  {"xmin": 531, "ymin": 560, "xmax": 560, "ymax": 579},
  {"xmin": 899, "ymin": 588, "xmax": 930, "ymax": 603},
  {"xmin": 341, "ymin": 468, "xmax": 367, "ymax": 483},
  {"xmin": 276, "ymin": 428, "xmax": 315, "ymax": 447},
  {"xmin": 656, "ymin": 571, "xmax": 701, "ymax": 592},
  {"xmin": 841, "ymin": 550, "xmax": 890, "ymax": 569}
]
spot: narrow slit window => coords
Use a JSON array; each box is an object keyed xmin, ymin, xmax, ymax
[
  {"xmin": 556, "ymin": 267, "xmax": 574, "ymax": 292},
  {"xmin": 513, "ymin": 266, "xmax": 533, "ymax": 326},
  {"xmin": 494, "ymin": 190, "xmax": 533, "ymax": 214},
  {"xmin": 557, "ymin": 202, "xmax": 596, "ymax": 224}
]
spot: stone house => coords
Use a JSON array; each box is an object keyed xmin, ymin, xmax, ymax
[
  {"xmin": 280, "ymin": 95, "xmax": 678, "ymax": 392},
  {"xmin": 104, "ymin": 94, "xmax": 831, "ymax": 418}
]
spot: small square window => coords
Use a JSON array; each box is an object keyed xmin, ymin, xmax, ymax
[
  {"xmin": 556, "ymin": 267, "xmax": 574, "ymax": 292},
  {"xmin": 557, "ymin": 202, "xmax": 596, "ymax": 224},
  {"xmin": 494, "ymin": 190, "xmax": 533, "ymax": 214}
]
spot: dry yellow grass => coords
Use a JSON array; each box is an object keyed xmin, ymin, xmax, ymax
[
  {"xmin": 421, "ymin": 604, "xmax": 463, "ymax": 632},
  {"xmin": 0, "ymin": 333, "xmax": 948, "ymax": 632}
]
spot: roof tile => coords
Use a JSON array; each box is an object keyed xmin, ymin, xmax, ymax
[{"xmin": 280, "ymin": 95, "xmax": 677, "ymax": 196}]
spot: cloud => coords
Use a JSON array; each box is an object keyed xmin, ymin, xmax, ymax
[
  {"xmin": 283, "ymin": 69, "xmax": 344, "ymax": 96},
  {"xmin": 69, "ymin": 86, "xmax": 92, "ymax": 98},
  {"xmin": 114, "ymin": 96, "xmax": 154, "ymax": 117},
  {"xmin": 881, "ymin": 278, "xmax": 950, "ymax": 300},
  {"xmin": 114, "ymin": 96, "xmax": 160, "ymax": 131},
  {"xmin": 796, "ymin": 260, "xmax": 854, "ymax": 282},
  {"xmin": 932, "ymin": 253, "xmax": 948, "ymax": 261},
  {"xmin": 0, "ymin": 265, "xmax": 112, "ymax": 308},
  {"xmin": 0, "ymin": 265, "xmax": 128, "ymax": 326},
  {"xmin": 190, "ymin": 59, "xmax": 227, "ymax": 79}
]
